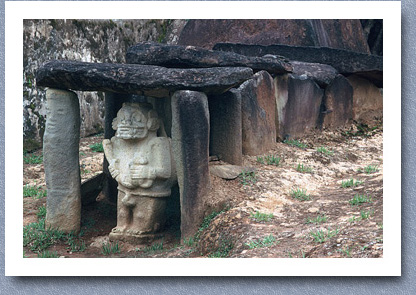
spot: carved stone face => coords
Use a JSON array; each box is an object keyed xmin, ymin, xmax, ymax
[{"xmin": 114, "ymin": 104, "xmax": 153, "ymax": 140}]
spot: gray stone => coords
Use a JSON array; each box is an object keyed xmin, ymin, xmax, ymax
[
  {"xmin": 209, "ymin": 165, "xmax": 255, "ymax": 180},
  {"xmin": 43, "ymin": 88, "xmax": 81, "ymax": 233},
  {"xmin": 126, "ymin": 42, "xmax": 292, "ymax": 75},
  {"xmin": 209, "ymin": 90, "xmax": 242, "ymax": 165},
  {"xmin": 275, "ymin": 74, "xmax": 324, "ymax": 140},
  {"xmin": 36, "ymin": 60, "xmax": 253, "ymax": 98},
  {"xmin": 321, "ymin": 75, "xmax": 353, "ymax": 129},
  {"xmin": 81, "ymin": 173, "xmax": 104, "ymax": 206},
  {"xmin": 213, "ymin": 43, "xmax": 383, "ymax": 87},
  {"xmin": 238, "ymin": 71, "xmax": 276, "ymax": 155},
  {"xmin": 347, "ymin": 75, "xmax": 383, "ymax": 124},
  {"xmin": 290, "ymin": 61, "xmax": 338, "ymax": 87},
  {"xmin": 171, "ymin": 90, "xmax": 211, "ymax": 238}
]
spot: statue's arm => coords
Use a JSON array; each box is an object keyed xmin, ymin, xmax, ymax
[{"xmin": 103, "ymin": 139, "xmax": 120, "ymax": 180}]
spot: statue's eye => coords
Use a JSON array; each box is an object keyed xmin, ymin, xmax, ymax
[{"xmin": 131, "ymin": 112, "xmax": 145, "ymax": 125}]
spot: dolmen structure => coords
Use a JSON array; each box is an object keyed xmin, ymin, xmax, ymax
[{"xmin": 36, "ymin": 42, "xmax": 383, "ymax": 241}]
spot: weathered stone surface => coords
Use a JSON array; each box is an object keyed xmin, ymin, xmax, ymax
[
  {"xmin": 81, "ymin": 173, "xmax": 104, "ymax": 206},
  {"xmin": 209, "ymin": 90, "xmax": 242, "ymax": 165},
  {"xmin": 346, "ymin": 75, "xmax": 383, "ymax": 124},
  {"xmin": 320, "ymin": 75, "xmax": 353, "ymax": 129},
  {"xmin": 209, "ymin": 165, "xmax": 255, "ymax": 180},
  {"xmin": 171, "ymin": 90, "xmax": 210, "ymax": 238},
  {"xmin": 178, "ymin": 20, "xmax": 370, "ymax": 53},
  {"xmin": 238, "ymin": 71, "xmax": 276, "ymax": 155},
  {"xmin": 213, "ymin": 43, "xmax": 383, "ymax": 87},
  {"xmin": 290, "ymin": 61, "xmax": 338, "ymax": 87},
  {"xmin": 103, "ymin": 102, "xmax": 176, "ymax": 243},
  {"xmin": 36, "ymin": 60, "xmax": 253, "ymax": 98},
  {"xmin": 361, "ymin": 19, "xmax": 383, "ymax": 56},
  {"xmin": 275, "ymin": 74, "xmax": 324, "ymax": 140},
  {"xmin": 126, "ymin": 42, "xmax": 292, "ymax": 75},
  {"xmin": 43, "ymin": 89, "xmax": 81, "ymax": 233}
]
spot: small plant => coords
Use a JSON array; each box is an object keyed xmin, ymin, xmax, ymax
[
  {"xmin": 341, "ymin": 178, "xmax": 364, "ymax": 188},
  {"xmin": 23, "ymin": 219, "xmax": 66, "ymax": 252},
  {"xmin": 349, "ymin": 194, "xmax": 373, "ymax": 206},
  {"xmin": 362, "ymin": 165, "xmax": 379, "ymax": 174},
  {"xmin": 143, "ymin": 240, "xmax": 164, "ymax": 253},
  {"xmin": 283, "ymin": 139, "xmax": 307, "ymax": 149},
  {"xmin": 296, "ymin": 163, "xmax": 313, "ymax": 173},
  {"xmin": 101, "ymin": 242, "xmax": 121, "ymax": 255},
  {"xmin": 338, "ymin": 247, "xmax": 352, "ymax": 257},
  {"xmin": 24, "ymin": 153, "xmax": 43, "ymax": 164},
  {"xmin": 359, "ymin": 209, "xmax": 374, "ymax": 220},
  {"xmin": 239, "ymin": 170, "xmax": 257, "ymax": 186},
  {"xmin": 245, "ymin": 234, "xmax": 277, "ymax": 249},
  {"xmin": 348, "ymin": 216, "xmax": 358, "ymax": 223},
  {"xmin": 36, "ymin": 206, "xmax": 47, "ymax": 219},
  {"xmin": 316, "ymin": 146, "xmax": 333, "ymax": 156},
  {"xmin": 207, "ymin": 239, "xmax": 234, "ymax": 258},
  {"xmin": 90, "ymin": 142, "xmax": 104, "ymax": 153},
  {"xmin": 250, "ymin": 211, "xmax": 274, "ymax": 222},
  {"xmin": 290, "ymin": 188, "xmax": 312, "ymax": 201},
  {"xmin": 258, "ymin": 155, "xmax": 281, "ymax": 166},
  {"xmin": 23, "ymin": 185, "xmax": 47, "ymax": 199},
  {"xmin": 310, "ymin": 227, "xmax": 339, "ymax": 243},
  {"xmin": 183, "ymin": 237, "xmax": 195, "ymax": 247},
  {"xmin": 37, "ymin": 250, "xmax": 59, "ymax": 258},
  {"xmin": 305, "ymin": 214, "xmax": 328, "ymax": 224}
]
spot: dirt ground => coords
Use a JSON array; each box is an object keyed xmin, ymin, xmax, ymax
[{"xmin": 23, "ymin": 123, "xmax": 383, "ymax": 258}]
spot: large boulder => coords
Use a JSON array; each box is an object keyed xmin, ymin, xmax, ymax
[{"xmin": 178, "ymin": 19, "xmax": 370, "ymax": 53}]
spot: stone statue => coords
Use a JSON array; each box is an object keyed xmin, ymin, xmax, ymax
[{"xmin": 103, "ymin": 102, "xmax": 176, "ymax": 243}]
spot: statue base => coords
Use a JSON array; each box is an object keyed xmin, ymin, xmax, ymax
[{"xmin": 109, "ymin": 231, "xmax": 164, "ymax": 244}]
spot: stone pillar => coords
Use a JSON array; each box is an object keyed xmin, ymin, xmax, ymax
[
  {"xmin": 43, "ymin": 89, "xmax": 81, "ymax": 233},
  {"xmin": 209, "ymin": 89, "xmax": 242, "ymax": 165},
  {"xmin": 171, "ymin": 90, "xmax": 210, "ymax": 238}
]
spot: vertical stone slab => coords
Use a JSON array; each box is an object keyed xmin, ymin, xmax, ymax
[
  {"xmin": 275, "ymin": 74, "xmax": 324, "ymax": 140},
  {"xmin": 208, "ymin": 90, "xmax": 242, "ymax": 165},
  {"xmin": 43, "ymin": 89, "xmax": 81, "ymax": 233},
  {"xmin": 171, "ymin": 90, "xmax": 210, "ymax": 238},
  {"xmin": 239, "ymin": 71, "xmax": 276, "ymax": 155},
  {"xmin": 321, "ymin": 75, "xmax": 353, "ymax": 129}
]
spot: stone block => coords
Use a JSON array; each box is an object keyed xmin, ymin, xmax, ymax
[
  {"xmin": 208, "ymin": 90, "xmax": 242, "ymax": 165},
  {"xmin": 43, "ymin": 88, "xmax": 81, "ymax": 233},
  {"xmin": 171, "ymin": 90, "xmax": 211, "ymax": 238},
  {"xmin": 238, "ymin": 71, "xmax": 276, "ymax": 155},
  {"xmin": 81, "ymin": 173, "xmax": 104, "ymax": 206},
  {"xmin": 321, "ymin": 75, "xmax": 353, "ymax": 129},
  {"xmin": 275, "ymin": 74, "xmax": 324, "ymax": 140}
]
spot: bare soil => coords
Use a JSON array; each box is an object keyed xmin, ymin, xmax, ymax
[{"xmin": 23, "ymin": 124, "xmax": 383, "ymax": 258}]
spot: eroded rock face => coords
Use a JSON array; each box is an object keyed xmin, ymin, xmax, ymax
[{"xmin": 103, "ymin": 103, "xmax": 176, "ymax": 243}]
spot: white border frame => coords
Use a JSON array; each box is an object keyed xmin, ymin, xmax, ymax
[{"xmin": 5, "ymin": 1, "xmax": 401, "ymax": 276}]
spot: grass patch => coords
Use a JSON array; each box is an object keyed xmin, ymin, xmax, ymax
[
  {"xmin": 245, "ymin": 234, "xmax": 277, "ymax": 249},
  {"xmin": 142, "ymin": 240, "xmax": 164, "ymax": 253},
  {"xmin": 101, "ymin": 242, "xmax": 121, "ymax": 255},
  {"xmin": 250, "ymin": 211, "xmax": 274, "ymax": 222},
  {"xmin": 23, "ymin": 185, "xmax": 47, "ymax": 199},
  {"xmin": 341, "ymin": 178, "xmax": 364, "ymax": 188},
  {"xmin": 23, "ymin": 219, "xmax": 66, "ymax": 252},
  {"xmin": 283, "ymin": 139, "xmax": 307, "ymax": 149},
  {"xmin": 239, "ymin": 170, "xmax": 257, "ymax": 186},
  {"xmin": 257, "ymin": 155, "xmax": 281, "ymax": 166},
  {"xmin": 290, "ymin": 188, "xmax": 312, "ymax": 201},
  {"xmin": 305, "ymin": 214, "xmax": 328, "ymax": 224},
  {"xmin": 90, "ymin": 142, "xmax": 104, "ymax": 153},
  {"xmin": 296, "ymin": 163, "xmax": 313, "ymax": 173},
  {"xmin": 208, "ymin": 239, "xmax": 234, "ymax": 258},
  {"xmin": 24, "ymin": 153, "xmax": 43, "ymax": 164},
  {"xmin": 36, "ymin": 206, "xmax": 47, "ymax": 219},
  {"xmin": 349, "ymin": 194, "xmax": 373, "ymax": 206},
  {"xmin": 362, "ymin": 165, "xmax": 379, "ymax": 174},
  {"xmin": 359, "ymin": 209, "xmax": 374, "ymax": 220},
  {"xmin": 316, "ymin": 146, "xmax": 333, "ymax": 156},
  {"xmin": 37, "ymin": 250, "xmax": 59, "ymax": 258},
  {"xmin": 309, "ymin": 227, "xmax": 339, "ymax": 243},
  {"xmin": 183, "ymin": 237, "xmax": 195, "ymax": 247}
]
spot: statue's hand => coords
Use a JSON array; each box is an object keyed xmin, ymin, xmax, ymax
[
  {"xmin": 108, "ymin": 159, "xmax": 120, "ymax": 180},
  {"xmin": 130, "ymin": 164, "xmax": 156, "ymax": 188}
]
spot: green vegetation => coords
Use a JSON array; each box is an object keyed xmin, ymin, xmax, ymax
[
  {"xmin": 142, "ymin": 240, "xmax": 164, "ymax": 253},
  {"xmin": 24, "ymin": 153, "xmax": 43, "ymax": 164},
  {"xmin": 257, "ymin": 155, "xmax": 281, "ymax": 166},
  {"xmin": 283, "ymin": 139, "xmax": 307, "ymax": 149},
  {"xmin": 250, "ymin": 211, "xmax": 274, "ymax": 222},
  {"xmin": 89, "ymin": 142, "xmax": 104, "ymax": 152},
  {"xmin": 207, "ymin": 239, "xmax": 234, "ymax": 258},
  {"xmin": 305, "ymin": 214, "xmax": 328, "ymax": 224},
  {"xmin": 37, "ymin": 250, "xmax": 59, "ymax": 258},
  {"xmin": 239, "ymin": 170, "xmax": 257, "ymax": 186},
  {"xmin": 338, "ymin": 247, "xmax": 352, "ymax": 257},
  {"xmin": 290, "ymin": 188, "xmax": 312, "ymax": 201},
  {"xmin": 245, "ymin": 234, "xmax": 277, "ymax": 249},
  {"xmin": 362, "ymin": 165, "xmax": 379, "ymax": 174},
  {"xmin": 23, "ymin": 185, "xmax": 47, "ymax": 199},
  {"xmin": 359, "ymin": 209, "xmax": 374, "ymax": 220},
  {"xmin": 309, "ymin": 227, "xmax": 339, "ymax": 243},
  {"xmin": 183, "ymin": 236, "xmax": 195, "ymax": 247},
  {"xmin": 316, "ymin": 146, "xmax": 333, "ymax": 156},
  {"xmin": 341, "ymin": 178, "xmax": 364, "ymax": 188},
  {"xmin": 296, "ymin": 163, "xmax": 313, "ymax": 173},
  {"xmin": 349, "ymin": 194, "xmax": 373, "ymax": 206},
  {"xmin": 101, "ymin": 242, "xmax": 121, "ymax": 255},
  {"xmin": 341, "ymin": 122, "xmax": 380, "ymax": 138},
  {"xmin": 36, "ymin": 206, "xmax": 47, "ymax": 219}
]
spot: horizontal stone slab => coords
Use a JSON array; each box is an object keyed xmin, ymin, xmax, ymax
[
  {"xmin": 126, "ymin": 42, "xmax": 292, "ymax": 75},
  {"xmin": 213, "ymin": 43, "xmax": 383, "ymax": 87},
  {"xmin": 290, "ymin": 61, "xmax": 338, "ymax": 88},
  {"xmin": 36, "ymin": 60, "xmax": 253, "ymax": 98}
]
